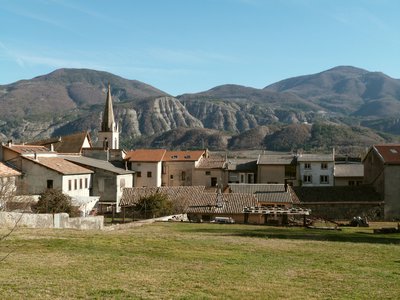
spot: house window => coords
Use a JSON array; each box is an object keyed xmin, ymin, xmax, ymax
[
  {"xmin": 79, "ymin": 178, "xmax": 83, "ymax": 189},
  {"xmin": 68, "ymin": 180, "xmax": 72, "ymax": 191},
  {"xmin": 303, "ymin": 175, "xmax": 312, "ymax": 184},
  {"xmin": 85, "ymin": 178, "xmax": 88, "ymax": 189},
  {"xmin": 304, "ymin": 163, "xmax": 311, "ymax": 169},
  {"xmin": 147, "ymin": 171, "xmax": 152, "ymax": 178},
  {"xmin": 321, "ymin": 163, "xmax": 328, "ymax": 169},
  {"xmin": 137, "ymin": 171, "xmax": 142, "ymax": 177},
  {"xmin": 47, "ymin": 180, "xmax": 53, "ymax": 189},
  {"xmin": 320, "ymin": 175, "xmax": 329, "ymax": 184},
  {"xmin": 181, "ymin": 171, "xmax": 186, "ymax": 181},
  {"xmin": 349, "ymin": 180, "xmax": 355, "ymax": 186},
  {"xmin": 205, "ymin": 171, "xmax": 211, "ymax": 176},
  {"xmin": 170, "ymin": 175, "xmax": 174, "ymax": 179},
  {"xmin": 74, "ymin": 179, "xmax": 78, "ymax": 190}
]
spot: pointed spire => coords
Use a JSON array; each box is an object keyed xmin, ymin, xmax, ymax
[{"xmin": 101, "ymin": 83, "xmax": 116, "ymax": 132}]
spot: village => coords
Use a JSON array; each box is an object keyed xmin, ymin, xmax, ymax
[{"xmin": 0, "ymin": 84, "xmax": 398, "ymax": 230}]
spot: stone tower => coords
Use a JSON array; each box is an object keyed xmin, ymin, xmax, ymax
[{"xmin": 97, "ymin": 83, "xmax": 119, "ymax": 149}]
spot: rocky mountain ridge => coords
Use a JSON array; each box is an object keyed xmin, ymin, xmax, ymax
[{"xmin": 1, "ymin": 66, "xmax": 399, "ymax": 153}]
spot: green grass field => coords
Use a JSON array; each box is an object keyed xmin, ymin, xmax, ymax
[{"xmin": 1, "ymin": 222, "xmax": 399, "ymax": 299}]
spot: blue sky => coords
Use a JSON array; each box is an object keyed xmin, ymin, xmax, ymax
[{"xmin": 0, "ymin": 0, "xmax": 399, "ymax": 95}]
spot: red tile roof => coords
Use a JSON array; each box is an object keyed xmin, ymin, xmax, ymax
[
  {"xmin": 0, "ymin": 162, "xmax": 21, "ymax": 177},
  {"xmin": 23, "ymin": 157, "xmax": 93, "ymax": 175},
  {"xmin": 374, "ymin": 145, "xmax": 400, "ymax": 165},
  {"xmin": 125, "ymin": 149, "xmax": 166, "ymax": 162},
  {"xmin": 163, "ymin": 150, "xmax": 205, "ymax": 162},
  {"xmin": 5, "ymin": 144, "xmax": 50, "ymax": 154}
]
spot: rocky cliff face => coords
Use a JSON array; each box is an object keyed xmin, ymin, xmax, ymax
[{"xmin": 118, "ymin": 96, "xmax": 203, "ymax": 138}]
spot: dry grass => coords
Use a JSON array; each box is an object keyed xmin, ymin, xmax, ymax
[{"xmin": 1, "ymin": 222, "xmax": 399, "ymax": 299}]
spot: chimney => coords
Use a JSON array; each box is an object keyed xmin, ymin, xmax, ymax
[
  {"xmin": 50, "ymin": 144, "xmax": 54, "ymax": 152},
  {"xmin": 7, "ymin": 140, "xmax": 12, "ymax": 147},
  {"xmin": 34, "ymin": 152, "xmax": 38, "ymax": 161}
]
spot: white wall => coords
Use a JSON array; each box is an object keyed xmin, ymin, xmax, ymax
[
  {"xmin": 62, "ymin": 174, "xmax": 91, "ymax": 197},
  {"xmin": 131, "ymin": 162, "xmax": 161, "ymax": 187},
  {"xmin": 115, "ymin": 174, "xmax": 134, "ymax": 206},
  {"xmin": 299, "ymin": 161, "xmax": 334, "ymax": 187}
]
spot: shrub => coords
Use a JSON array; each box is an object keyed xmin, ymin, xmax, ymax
[
  {"xmin": 34, "ymin": 189, "xmax": 80, "ymax": 217},
  {"xmin": 134, "ymin": 193, "xmax": 173, "ymax": 219}
]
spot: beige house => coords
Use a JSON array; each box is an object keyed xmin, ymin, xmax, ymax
[
  {"xmin": 334, "ymin": 163, "xmax": 364, "ymax": 186},
  {"xmin": 125, "ymin": 149, "xmax": 166, "ymax": 187},
  {"xmin": 192, "ymin": 157, "xmax": 228, "ymax": 190},
  {"xmin": 363, "ymin": 144, "xmax": 400, "ymax": 220},
  {"xmin": 257, "ymin": 154, "xmax": 297, "ymax": 185},
  {"xmin": 1, "ymin": 143, "xmax": 93, "ymax": 197},
  {"xmin": 19, "ymin": 156, "xmax": 93, "ymax": 197},
  {"xmin": 162, "ymin": 150, "xmax": 207, "ymax": 186}
]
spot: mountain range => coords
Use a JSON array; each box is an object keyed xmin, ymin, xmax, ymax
[{"xmin": 1, "ymin": 66, "xmax": 400, "ymax": 154}]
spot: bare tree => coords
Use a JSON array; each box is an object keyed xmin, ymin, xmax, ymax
[{"xmin": 0, "ymin": 177, "xmax": 33, "ymax": 262}]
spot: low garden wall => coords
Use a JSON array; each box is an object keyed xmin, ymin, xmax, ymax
[{"xmin": 0, "ymin": 212, "xmax": 104, "ymax": 230}]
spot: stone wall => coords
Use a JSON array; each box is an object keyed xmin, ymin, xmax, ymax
[
  {"xmin": 0, "ymin": 212, "xmax": 104, "ymax": 230},
  {"xmin": 300, "ymin": 202, "xmax": 383, "ymax": 221}
]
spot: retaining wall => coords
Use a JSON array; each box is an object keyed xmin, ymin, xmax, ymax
[{"xmin": 0, "ymin": 212, "xmax": 104, "ymax": 230}]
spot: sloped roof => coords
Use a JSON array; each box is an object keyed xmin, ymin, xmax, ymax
[
  {"xmin": 163, "ymin": 150, "xmax": 206, "ymax": 162},
  {"xmin": 255, "ymin": 191, "xmax": 293, "ymax": 204},
  {"xmin": 55, "ymin": 132, "xmax": 92, "ymax": 153},
  {"xmin": 186, "ymin": 193, "xmax": 258, "ymax": 214},
  {"xmin": 229, "ymin": 183, "xmax": 286, "ymax": 194},
  {"xmin": 229, "ymin": 184, "xmax": 299, "ymax": 204},
  {"xmin": 125, "ymin": 149, "xmax": 166, "ymax": 162},
  {"xmin": 63, "ymin": 156, "xmax": 134, "ymax": 175},
  {"xmin": 23, "ymin": 157, "xmax": 93, "ymax": 175},
  {"xmin": 4, "ymin": 144, "xmax": 50, "ymax": 155},
  {"xmin": 257, "ymin": 154, "xmax": 296, "ymax": 165},
  {"xmin": 0, "ymin": 162, "xmax": 21, "ymax": 177},
  {"xmin": 196, "ymin": 157, "xmax": 227, "ymax": 169},
  {"xmin": 373, "ymin": 144, "xmax": 400, "ymax": 165},
  {"xmin": 120, "ymin": 186, "xmax": 206, "ymax": 207},
  {"xmin": 29, "ymin": 132, "xmax": 92, "ymax": 153},
  {"xmin": 101, "ymin": 84, "xmax": 116, "ymax": 132},
  {"xmin": 227, "ymin": 158, "xmax": 257, "ymax": 171},
  {"xmin": 297, "ymin": 154, "xmax": 334, "ymax": 162},
  {"xmin": 334, "ymin": 164, "xmax": 364, "ymax": 177}
]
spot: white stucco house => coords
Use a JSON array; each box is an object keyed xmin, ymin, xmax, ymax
[{"xmin": 297, "ymin": 153, "xmax": 334, "ymax": 187}]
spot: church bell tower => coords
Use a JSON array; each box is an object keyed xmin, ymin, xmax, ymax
[{"xmin": 97, "ymin": 83, "xmax": 119, "ymax": 149}]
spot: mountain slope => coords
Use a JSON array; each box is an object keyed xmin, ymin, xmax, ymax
[
  {"xmin": 264, "ymin": 66, "xmax": 400, "ymax": 117},
  {"xmin": 1, "ymin": 66, "xmax": 399, "ymax": 153}
]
